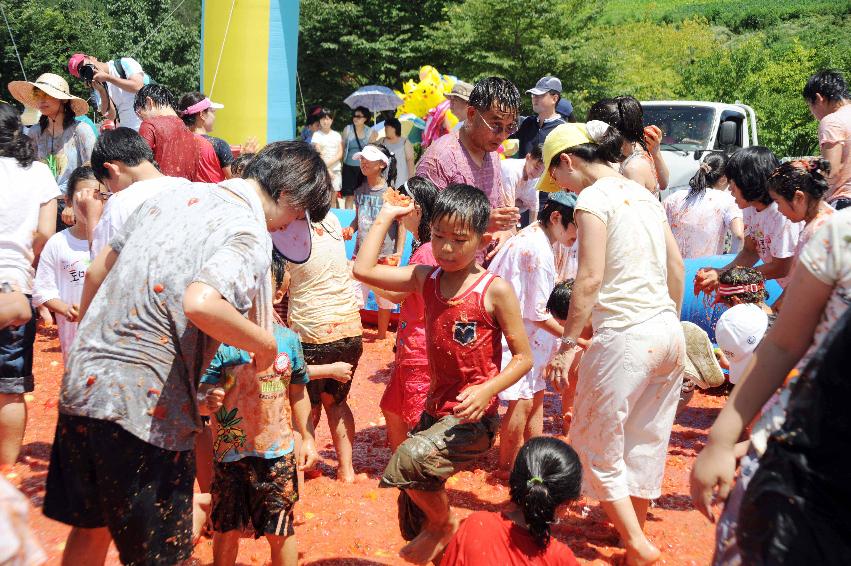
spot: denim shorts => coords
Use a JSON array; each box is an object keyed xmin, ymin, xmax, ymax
[{"xmin": 0, "ymin": 299, "xmax": 36, "ymax": 394}]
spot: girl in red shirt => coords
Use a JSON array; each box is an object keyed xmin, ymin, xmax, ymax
[{"xmin": 441, "ymin": 436, "xmax": 582, "ymax": 566}]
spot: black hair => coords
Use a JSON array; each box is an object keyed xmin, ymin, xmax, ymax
[
  {"xmin": 384, "ymin": 117, "xmax": 402, "ymax": 137},
  {"xmin": 529, "ymin": 143, "xmax": 543, "ymax": 161},
  {"xmin": 686, "ymin": 153, "xmax": 728, "ymax": 204},
  {"xmin": 369, "ymin": 143, "xmax": 398, "ymax": 187},
  {"xmin": 133, "ymin": 84, "xmax": 175, "ymax": 113},
  {"xmin": 305, "ymin": 104, "xmax": 322, "ymax": 126},
  {"xmin": 588, "ymin": 96, "xmax": 647, "ymax": 155},
  {"xmin": 398, "ymin": 175, "xmax": 438, "ymax": 245},
  {"xmin": 90, "ymin": 127, "xmax": 155, "ymax": 181},
  {"xmin": 767, "ymin": 158, "xmax": 830, "ymax": 205},
  {"xmin": 37, "ymin": 99, "xmax": 76, "ymax": 131},
  {"xmin": 0, "ymin": 104, "xmax": 35, "ymax": 167},
  {"xmin": 725, "ymin": 146, "xmax": 780, "ymax": 206},
  {"xmin": 546, "ymin": 279, "xmax": 574, "ymax": 320},
  {"xmin": 231, "ymin": 152, "xmax": 255, "ymax": 177},
  {"xmin": 66, "ymin": 165, "xmax": 96, "ymax": 202},
  {"xmin": 177, "ymin": 91, "xmax": 207, "ymax": 127},
  {"xmin": 242, "ymin": 140, "xmax": 332, "ymax": 222},
  {"xmin": 803, "ymin": 69, "xmax": 849, "ymax": 103},
  {"xmin": 271, "ymin": 248, "xmax": 287, "ymax": 289},
  {"xmin": 317, "ymin": 107, "xmax": 333, "ymax": 120},
  {"xmin": 509, "ymin": 436, "xmax": 582, "ymax": 548},
  {"xmin": 468, "ymin": 77, "xmax": 521, "ymax": 117},
  {"xmin": 352, "ymin": 106, "xmax": 371, "ymax": 122},
  {"xmin": 431, "ymin": 183, "xmax": 491, "ymax": 236},
  {"xmin": 719, "ymin": 266, "xmax": 769, "ymax": 305},
  {"xmin": 538, "ymin": 199, "xmax": 574, "ymax": 229}
]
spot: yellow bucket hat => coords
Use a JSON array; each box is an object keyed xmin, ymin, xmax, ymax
[
  {"xmin": 537, "ymin": 121, "xmax": 610, "ymax": 192},
  {"xmin": 8, "ymin": 73, "xmax": 89, "ymax": 117}
]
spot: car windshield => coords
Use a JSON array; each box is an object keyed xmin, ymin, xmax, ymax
[{"xmin": 641, "ymin": 105, "xmax": 716, "ymax": 150}]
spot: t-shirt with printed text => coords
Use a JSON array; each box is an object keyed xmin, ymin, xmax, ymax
[
  {"xmin": 32, "ymin": 229, "xmax": 90, "ymax": 359},
  {"xmin": 201, "ymin": 324, "xmax": 308, "ymax": 462}
]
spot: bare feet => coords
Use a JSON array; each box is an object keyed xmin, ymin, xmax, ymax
[
  {"xmin": 337, "ymin": 470, "xmax": 368, "ymax": 483},
  {"xmin": 399, "ymin": 515, "xmax": 459, "ymax": 564},
  {"xmin": 192, "ymin": 492, "xmax": 212, "ymax": 544},
  {"xmin": 625, "ymin": 536, "xmax": 661, "ymax": 566}
]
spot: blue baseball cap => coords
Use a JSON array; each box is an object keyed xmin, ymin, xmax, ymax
[{"xmin": 548, "ymin": 191, "xmax": 577, "ymax": 208}]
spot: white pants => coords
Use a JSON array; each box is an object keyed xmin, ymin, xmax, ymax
[{"xmin": 571, "ymin": 310, "xmax": 684, "ymax": 501}]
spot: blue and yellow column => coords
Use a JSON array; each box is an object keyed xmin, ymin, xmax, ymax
[{"xmin": 201, "ymin": 0, "xmax": 300, "ymax": 145}]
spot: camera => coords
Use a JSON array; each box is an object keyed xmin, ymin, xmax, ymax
[{"xmin": 78, "ymin": 63, "xmax": 96, "ymax": 83}]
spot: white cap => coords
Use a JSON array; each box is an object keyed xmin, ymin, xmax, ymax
[
  {"xmin": 715, "ymin": 303, "xmax": 769, "ymax": 384},
  {"xmin": 352, "ymin": 145, "xmax": 389, "ymax": 165}
]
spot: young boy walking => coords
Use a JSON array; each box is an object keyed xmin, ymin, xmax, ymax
[
  {"xmin": 353, "ymin": 184, "xmax": 532, "ymax": 564},
  {"xmin": 42, "ymin": 141, "xmax": 332, "ymax": 565}
]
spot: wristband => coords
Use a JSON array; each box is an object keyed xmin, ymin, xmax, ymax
[{"xmin": 559, "ymin": 336, "xmax": 580, "ymax": 350}]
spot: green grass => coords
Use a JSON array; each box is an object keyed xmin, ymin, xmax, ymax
[{"xmin": 599, "ymin": 0, "xmax": 851, "ymax": 32}]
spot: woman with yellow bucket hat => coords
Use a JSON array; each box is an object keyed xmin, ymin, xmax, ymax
[
  {"xmin": 541, "ymin": 121, "xmax": 685, "ymax": 565},
  {"xmin": 8, "ymin": 73, "xmax": 96, "ymax": 195}
]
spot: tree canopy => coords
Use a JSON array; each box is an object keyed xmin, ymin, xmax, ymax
[{"xmin": 1, "ymin": 0, "xmax": 849, "ymax": 156}]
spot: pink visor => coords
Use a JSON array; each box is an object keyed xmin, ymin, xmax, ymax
[{"xmin": 180, "ymin": 97, "xmax": 224, "ymax": 116}]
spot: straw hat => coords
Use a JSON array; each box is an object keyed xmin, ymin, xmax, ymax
[{"xmin": 8, "ymin": 73, "xmax": 89, "ymax": 117}]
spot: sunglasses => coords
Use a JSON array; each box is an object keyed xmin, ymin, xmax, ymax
[
  {"xmin": 353, "ymin": 114, "xmax": 366, "ymax": 119},
  {"xmin": 475, "ymin": 110, "xmax": 518, "ymax": 136}
]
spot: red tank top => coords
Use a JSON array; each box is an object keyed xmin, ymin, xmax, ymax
[{"xmin": 423, "ymin": 268, "xmax": 502, "ymax": 418}]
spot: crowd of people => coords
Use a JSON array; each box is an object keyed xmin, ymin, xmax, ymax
[{"xmin": 0, "ymin": 50, "xmax": 849, "ymax": 566}]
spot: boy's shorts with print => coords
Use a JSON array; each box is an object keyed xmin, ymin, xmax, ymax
[
  {"xmin": 211, "ymin": 452, "xmax": 299, "ymax": 538},
  {"xmin": 43, "ymin": 414, "xmax": 194, "ymax": 566},
  {"xmin": 380, "ymin": 412, "xmax": 499, "ymax": 492},
  {"xmin": 302, "ymin": 336, "xmax": 363, "ymax": 406},
  {"xmin": 0, "ymin": 299, "xmax": 36, "ymax": 394}
]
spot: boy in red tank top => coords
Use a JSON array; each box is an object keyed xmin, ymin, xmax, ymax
[{"xmin": 354, "ymin": 183, "xmax": 533, "ymax": 565}]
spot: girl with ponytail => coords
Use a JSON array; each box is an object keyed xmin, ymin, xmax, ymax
[
  {"xmin": 440, "ymin": 437, "xmax": 582, "ymax": 565},
  {"xmin": 663, "ymin": 153, "xmax": 745, "ymax": 258},
  {"xmin": 588, "ymin": 96, "xmax": 670, "ymax": 196}
]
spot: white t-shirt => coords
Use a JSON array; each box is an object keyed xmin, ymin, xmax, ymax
[
  {"xmin": 107, "ymin": 57, "xmax": 146, "ymax": 131},
  {"xmin": 500, "ymin": 159, "xmax": 539, "ymax": 219},
  {"xmin": 743, "ymin": 202, "xmax": 803, "ymax": 288},
  {"xmin": 663, "ymin": 189, "xmax": 742, "ymax": 259},
  {"xmin": 0, "ymin": 158, "xmax": 62, "ymax": 293},
  {"xmin": 751, "ymin": 208, "xmax": 851, "ymax": 454},
  {"xmin": 311, "ymin": 130, "xmax": 343, "ymax": 175},
  {"xmin": 91, "ymin": 176, "xmax": 190, "ymax": 258},
  {"xmin": 488, "ymin": 223, "xmax": 558, "ymax": 375},
  {"xmin": 575, "ymin": 176, "xmax": 676, "ymax": 330},
  {"xmin": 32, "ymin": 230, "xmax": 90, "ymax": 359}
]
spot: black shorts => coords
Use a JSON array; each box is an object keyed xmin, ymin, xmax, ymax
[
  {"xmin": 302, "ymin": 336, "xmax": 363, "ymax": 406},
  {"xmin": 43, "ymin": 414, "xmax": 194, "ymax": 566},
  {"xmin": 0, "ymin": 298, "xmax": 36, "ymax": 394},
  {"xmin": 211, "ymin": 453, "xmax": 299, "ymax": 538},
  {"xmin": 341, "ymin": 163, "xmax": 364, "ymax": 196}
]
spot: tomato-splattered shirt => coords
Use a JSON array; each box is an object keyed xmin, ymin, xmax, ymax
[
  {"xmin": 58, "ymin": 179, "xmax": 272, "ymax": 451},
  {"xmin": 201, "ymin": 324, "xmax": 308, "ymax": 462}
]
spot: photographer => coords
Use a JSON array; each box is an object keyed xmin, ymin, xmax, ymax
[{"xmin": 68, "ymin": 53, "xmax": 148, "ymax": 131}]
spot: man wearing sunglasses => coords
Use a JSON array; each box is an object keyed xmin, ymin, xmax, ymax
[{"xmin": 416, "ymin": 77, "xmax": 522, "ymax": 259}]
